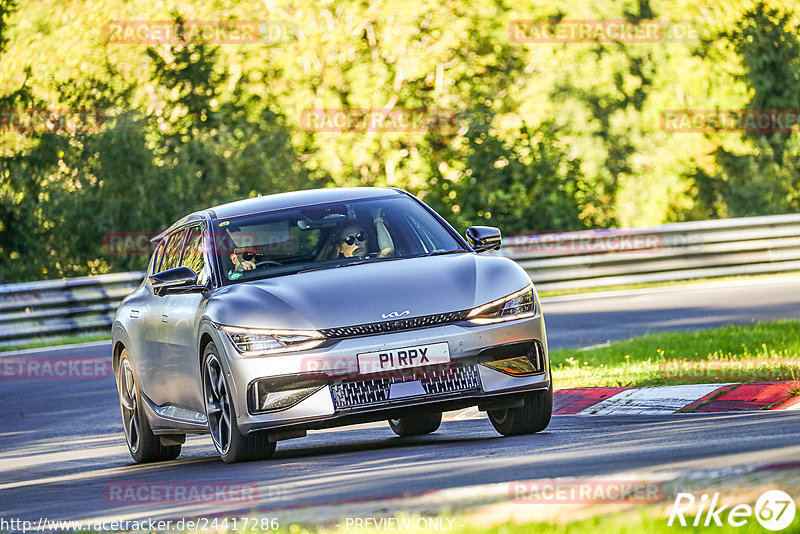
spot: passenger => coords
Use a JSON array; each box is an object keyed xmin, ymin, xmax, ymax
[{"xmin": 336, "ymin": 209, "xmax": 394, "ymax": 259}]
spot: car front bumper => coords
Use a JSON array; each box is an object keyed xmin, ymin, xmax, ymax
[{"xmin": 215, "ymin": 312, "xmax": 550, "ymax": 435}]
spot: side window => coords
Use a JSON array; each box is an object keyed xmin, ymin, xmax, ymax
[
  {"xmin": 161, "ymin": 228, "xmax": 187, "ymax": 271},
  {"xmin": 150, "ymin": 241, "xmax": 165, "ymax": 274},
  {"xmin": 181, "ymin": 225, "xmax": 207, "ymax": 284}
]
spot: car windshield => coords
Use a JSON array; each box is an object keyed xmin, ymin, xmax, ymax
[{"xmin": 214, "ymin": 195, "xmax": 466, "ymax": 284}]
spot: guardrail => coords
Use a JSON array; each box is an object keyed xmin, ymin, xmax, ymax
[
  {"xmin": 1, "ymin": 213, "xmax": 799, "ymax": 348},
  {"xmin": 500, "ymin": 213, "xmax": 800, "ymax": 291},
  {"xmin": 0, "ymin": 272, "xmax": 144, "ymax": 348}
]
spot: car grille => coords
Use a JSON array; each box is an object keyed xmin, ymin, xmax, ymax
[
  {"xmin": 320, "ymin": 310, "xmax": 470, "ymax": 339},
  {"xmin": 330, "ymin": 364, "xmax": 482, "ymax": 409}
]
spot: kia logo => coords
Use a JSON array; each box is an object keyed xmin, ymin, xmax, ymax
[{"xmin": 381, "ymin": 310, "xmax": 410, "ymax": 319}]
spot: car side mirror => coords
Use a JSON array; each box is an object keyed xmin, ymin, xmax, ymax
[
  {"xmin": 149, "ymin": 266, "xmax": 201, "ymax": 295},
  {"xmin": 466, "ymin": 226, "xmax": 502, "ymax": 253}
]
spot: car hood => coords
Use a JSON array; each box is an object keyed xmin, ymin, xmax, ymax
[{"xmin": 207, "ymin": 253, "xmax": 532, "ymax": 330}]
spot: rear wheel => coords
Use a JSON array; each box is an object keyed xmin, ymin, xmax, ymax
[
  {"xmin": 203, "ymin": 343, "xmax": 275, "ymax": 463},
  {"xmin": 487, "ymin": 385, "xmax": 553, "ymax": 436},
  {"xmin": 117, "ymin": 349, "xmax": 181, "ymax": 463},
  {"xmin": 388, "ymin": 411, "xmax": 442, "ymax": 436}
]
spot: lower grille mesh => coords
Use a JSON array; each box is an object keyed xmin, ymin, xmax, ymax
[{"xmin": 330, "ymin": 365, "xmax": 481, "ymax": 409}]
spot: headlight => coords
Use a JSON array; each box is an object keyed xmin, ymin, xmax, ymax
[
  {"xmin": 218, "ymin": 325, "xmax": 325, "ymax": 356},
  {"xmin": 467, "ymin": 284, "xmax": 535, "ymax": 324}
]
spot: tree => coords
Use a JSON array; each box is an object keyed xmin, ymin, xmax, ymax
[{"xmin": 693, "ymin": 2, "xmax": 800, "ymax": 217}]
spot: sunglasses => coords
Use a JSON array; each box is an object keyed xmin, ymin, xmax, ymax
[
  {"xmin": 239, "ymin": 252, "xmax": 260, "ymax": 261},
  {"xmin": 341, "ymin": 232, "xmax": 366, "ymax": 246}
]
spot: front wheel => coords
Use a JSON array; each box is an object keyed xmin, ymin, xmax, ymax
[
  {"xmin": 117, "ymin": 349, "xmax": 181, "ymax": 463},
  {"xmin": 203, "ymin": 343, "xmax": 275, "ymax": 463},
  {"xmin": 487, "ymin": 385, "xmax": 553, "ymax": 436},
  {"xmin": 388, "ymin": 412, "xmax": 442, "ymax": 436}
]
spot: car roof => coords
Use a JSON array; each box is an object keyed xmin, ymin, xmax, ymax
[
  {"xmin": 153, "ymin": 187, "xmax": 407, "ymax": 240},
  {"xmin": 208, "ymin": 187, "xmax": 405, "ymax": 220}
]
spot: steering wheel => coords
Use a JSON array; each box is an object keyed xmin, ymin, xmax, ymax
[{"xmin": 255, "ymin": 259, "xmax": 282, "ymax": 268}]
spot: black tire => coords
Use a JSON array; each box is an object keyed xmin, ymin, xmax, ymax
[
  {"xmin": 202, "ymin": 343, "xmax": 276, "ymax": 463},
  {"xmin": 388, "ymin": 411, "xmax": 442, "ymax": 436},
  {"xmin": 117, "ymin": 349, "xmax": 181, "ymax": 463},
  {"xmin": 487, "ymin": 385, "xmax": 553, "ymax": 436}
]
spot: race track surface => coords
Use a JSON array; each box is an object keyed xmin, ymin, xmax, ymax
[{"xmin": 2, "ymin": 276, "xmax": 800, "ymax": 523}]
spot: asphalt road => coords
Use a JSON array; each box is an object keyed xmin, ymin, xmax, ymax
[
  {"xmin": 542, "ymin": 275, "xmax": 800, "ymax": 349},
  {"xmin": 2, "ymin": 276, "xmax": 800, "ymax": 524},
  {"xmin": 2, "ymin": 400, "xmax": 799, "ymax": 524}
]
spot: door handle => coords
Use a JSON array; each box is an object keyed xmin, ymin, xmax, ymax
[
  {"xmin": 161, "ymin": 314, "xmax": 168, "ymax": 324},
  {"xmin": 130, "ymin": 310, "xmax": 140, "ymax": 319}
]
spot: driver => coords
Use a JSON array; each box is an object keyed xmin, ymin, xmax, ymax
[{"xmin": 230, "ymin": 248, "xmax": 259, "ymax": 272}]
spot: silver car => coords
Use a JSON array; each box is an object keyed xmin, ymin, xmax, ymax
[{"xmin": 112, "ymin": 187, "xmax": 552, "ymax": 463}]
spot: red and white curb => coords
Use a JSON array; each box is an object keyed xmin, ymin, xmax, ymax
[
  {"xmin": 569, "ymin": 384, "xmax": 729, "ymax": 415},
  {"xmin": 443, "ymin": 381, "xmax": 800, "ymax": 421}
]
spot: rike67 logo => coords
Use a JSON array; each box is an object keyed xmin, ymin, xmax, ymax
[{"xmin": 668, "ymin": 490, "xmax": 796, "ymax": 531}]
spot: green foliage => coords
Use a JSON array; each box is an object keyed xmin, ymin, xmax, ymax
[
  {"xmin": 0, "ymin": 35, "xmax": 319, "ymax": 281},
  {"xmin": 548, "ymin": 10, "xmax": 658, "ymax": 227},
  {"xmin": 424, "ymin": 119, "xmax": 589, "ymax": 234},
  {"xmin": 0, "ymin": 0, "xmax": 15, "ymax": 54},
  {"xmin": 692, "ymin": 2, "xmax": 800, "ymax": 217},
  {"xmin": 1, "ymin": 0, "xmax": 800, "ymax": 282},
  {"xmin": 732, "ymin": 2, "xmax": 800, "ymax": 161}
]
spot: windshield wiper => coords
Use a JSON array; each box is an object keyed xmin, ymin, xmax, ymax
[
  {"xmin": 411, "ymin": 249, "xmax": 469, "ymax": 258},
  {"xmin": 297, "ymin": 256, "xmax": 406, "ymax": 274},
  {"xmin": 297, "ymin": 261, "xmax": 366, "ymax": 275},
  {"xmin": 298, "ymin": 252, "xmax": 462, "ymax": 274}
]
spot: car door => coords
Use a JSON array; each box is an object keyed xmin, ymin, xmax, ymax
[
  {"xmin": 138, "ymin": 227, "xmax": 186, "ymax": 408},
  {"xmin": 125, "ymin": 240, "xmax": 167, "ymax": 386},
  {"xmin": 157, "ymin": 224, "xmax": 209, "ymax": 414}
]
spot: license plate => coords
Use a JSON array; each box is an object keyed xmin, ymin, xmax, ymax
[{"xmin": 357, "ymin": 342, "xmax": 450, "ymax": 375}]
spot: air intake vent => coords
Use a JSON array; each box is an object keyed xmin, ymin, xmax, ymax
[
  {"xmin": 330, "ymin": 365, "xmax": 481, "ymax": 409},
  {"xmin": 320, "ymin": 310, "xmax": 469, "ymax": 339}
]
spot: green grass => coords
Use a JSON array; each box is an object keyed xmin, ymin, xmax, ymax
[
  {"xmin": 537, "ymin": 271, "xmax": 800, "ymax": 298},
  {"xmin": 272, "ymin": 509, "xmax": 798, "ymax": 534},
  {"xmin": 0, "ymin": 334, "xmax": 111, "ymax": 353},
  {"xmin": 551, "ymin": 319, "xmax": 800, "ymax": 388},
  {"xmin": 448, "ymin": 512, "xmax": 794, "ymax": 534}
]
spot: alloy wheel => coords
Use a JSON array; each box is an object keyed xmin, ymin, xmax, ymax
[
  {"xmin": 118, "ymin": 359, "xmax": 140, "ymax": 453},
  {"xmin": 204, "ymin": 354, "xmax": 232, "ymax": 455},
  {"xmin": 492, "ymin": 409, "xmax": 509, "ymax": 425}
]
